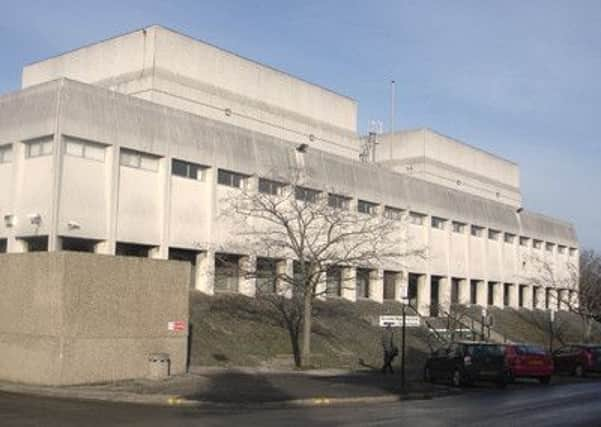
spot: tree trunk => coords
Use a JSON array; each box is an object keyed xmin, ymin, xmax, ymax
[
  {"xmin": 584, "ymin": 316, "xmax": 593, "ymax": 344},
  {"xmin": 301, "ymin": 285, "xmax": 313, "ymax": 368}
]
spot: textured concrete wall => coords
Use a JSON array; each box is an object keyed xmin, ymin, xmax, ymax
[{"xmin": 0, "ymin": 252, "xmax": 189, "ymax": 385}]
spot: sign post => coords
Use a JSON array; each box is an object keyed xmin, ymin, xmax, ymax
[{"xmin": 401, "ymin": 301, "xmax": 407, "ymax": 389}]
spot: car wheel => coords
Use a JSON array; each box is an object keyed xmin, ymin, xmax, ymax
[
  {"xmin": 451, "ymin": 369, "xmax": 462, "ymax": 388},
  {"xmin": 424, "ymin": 366, "xmax": 432, "ymax": 383},
  {"xmin": 539, "ymin": 376, "xmax": 551, "ymax": 385},
  {"xmin": 574, "ymin": 364, "xmax": 585, "ymax": 378}
]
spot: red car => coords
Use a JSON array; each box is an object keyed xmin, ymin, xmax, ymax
[
  {"xmin": 553, "ymin": 345, "xmax": 601, "ymax": 377},
  {"xmin": 505, "ymin": 344, "xmax": 554, "ymax": 384}
]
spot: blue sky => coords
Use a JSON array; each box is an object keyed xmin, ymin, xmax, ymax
[{"xmin": 1, "ymin": 0, "xmax": 600, "ymax": 250}]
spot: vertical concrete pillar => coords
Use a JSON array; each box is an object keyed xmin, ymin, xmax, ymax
[
  {"xmin": 94, "ymin": 240, "xmax": 115, "ymax": 255},
  {"xmin": 195, "ymin": 250, "xmax": 215, "ymax": 295},
  {"xmin": 476, "ymin": 280, "xmax": 487, "ymax": 306},
  {"xmin": 315, "ymin": 271, "xmax": 327, "ymax": 300},
  {"xmin": 458, "ymin": 279, "xmax": 470, "ymax": 305},
  {"xmin": 438, "ymin": 277, "xmax": 451, "ymax": 314},
  {"xmin": 509, "ymin": 283, "xmax": 519, "ymax": 308},
  {"xmin": 397, "ymin": 271, "xmax": 409, "ymax": 302},
  {"xmin": 558, "ymin": 289, "xmax": 569, "ymax": 311},
  {"xmin": 148, "ymin": 246, "xmax": 166, "ymax": 260},
  {"xmin": 369, "ymin": 269, "xmax": 384, "ymax": 303},
  {"xmin": 417, "ymin": 274, "xmax": 431, "ymax": 316},
  {"xmin": 492, "ymin": 282, "xmax": 504, "ymax": 308},
  {"xmin": 522, "ymin": 285, "xmax": 533, "ymax": 310},
  {"xmin": 276, "ymin": 259, "xmax": 294, "ymax": 298},
  {"xmin": 7, "ymin": 237, "xmax": 28, "ymax": 253},
  {"xmin": 570, "ymin": 290, "xmax": 579, "ymax": 309},
  {"xmin": 341, "ymin": 267, "xmax": 357, "ymax": 302},
  {"xmin": 239, "ymin": 255, "xmax": 257, "ymax": 297},
  {"xmin": 534, "ymin": 287, "xmax": 545, "ymax": 310}
]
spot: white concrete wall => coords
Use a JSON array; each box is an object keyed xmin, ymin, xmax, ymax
[
  {"xmin": 376, "ymin": 129, "xmax": 522, "ymax": 206},
  {"xmin": 22, "ymin": 25, "xmax": 360, "ymax": 159},
  {"xmin": 0, "ymin": 79, "xmax": 579, "ymax": 314}
]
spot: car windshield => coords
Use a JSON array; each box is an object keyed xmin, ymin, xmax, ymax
[
  {"xmin": 468, "ymin": 344, "xmax": 505, "ymax": 357},
  {"xmin": 517, "ymin": 345, "xmax": 546, "ymax": 355},
  {"xmin": 588, "ymin": 347, "xmax": 601, "ymax": 355}
]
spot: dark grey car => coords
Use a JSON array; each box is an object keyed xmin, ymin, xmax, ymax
[{"xmin": 424, "ymin": 341, "xmax": 509, "ymax": 387}]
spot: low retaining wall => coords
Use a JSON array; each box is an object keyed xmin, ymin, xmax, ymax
[{"xmin": 0, "ymin": 252, "xmax": 190, "ymax": 385}]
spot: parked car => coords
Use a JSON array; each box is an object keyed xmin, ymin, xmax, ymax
[
  {"xmin": 552, "ymin": 344, "xmax": 601, "ymax": 377},
  {"xmin": 424, "ymin": 341, "xmax": 510, "ymax": 387},
  {"xmin": 504, "ymin": 344, "xmax": 553, "ymax": 384}
]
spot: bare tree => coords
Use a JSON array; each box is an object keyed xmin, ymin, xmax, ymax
[
  {"xmin": 569, "ymin": 249, "xmax": 601, "ymax": 342},
  {"xmin": 219, "ymin": 169, "xmax": 425, "ymax": 367},
  {"xmin": 522, "ymin": 250, "xmax": 601, "ymax": 347}
]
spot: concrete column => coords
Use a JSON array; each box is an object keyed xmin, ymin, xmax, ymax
[
  {"xmin": 239, "ymin": 255, "xmax": 257, "ymax": 297},
  {"xmin": 570, "ymin": 290, "xmax": 579, "ymax": 309},
  {"xmin": 195, "ymin": 250, "xmax": 215, "ymax": 295},
  {"xmin": 276, "ymin": 259, "xmax": 293, "ymax": 298},
  {"xmin": 522, "ymin": 285, "xmax": 533, "ymax": 310},
  {"xmin": 476, "ymin": 280, "xmax": 487, "ymax": 306},
  {"xmin": 534, "ymin": 287, "xmax": 545, "ymax": 310},
  {"xmin": 7, "ymin": 237, "xmax": 28, "ymax": 253},
  {"xmin": 438, "ymin": 277, "xmax": 451, "ymax": 314},
  {"xmin": 156, "ymin": 156, "xmax": 171, "ymax": 260},
  {"xmin": 508, "ymin": 283, "xmax": 519, "ymax": 308},
  {"xmin": 417, "ymin": 274, "xmax": 431, "ymax": 316},
  {"xmin": 492, "ymin": 282, "xmax": 504, "ymax": 308},
  {"xmin": 104, "ymin": 145, "xmax": 120, "ymax": 256},
  {"xmin": 369, "ymin": 269, "xmax": 384, "ymax": 304},
  {"xmin": 94, "ymin": 240, "xmax": 114, "ymax": 255},
  {"xmin": 341, "ymin": 267, "xmax": 357, "ymax": 302},
  {"xmin": 315, "ymin": 271, "xmax": 327, "ymax": 300},
  {"xmin": 148, "ymin": 246, "xmax": 166, "ymax": 260},
  {"xmin": 558, "ymin": 289, "xmax": 569, "ymax": 311},
  {"xmin": 457, "ymin": 279, "xmax": 470, "ymax": 305},
  {"xmin": 397, "ymin": 271, "xmax": 409, "ymax": 302}
]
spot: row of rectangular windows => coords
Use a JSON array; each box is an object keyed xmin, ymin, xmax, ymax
[{"xmin": 2, "ymin": 141, "xmax": 577, "ymax": 256}]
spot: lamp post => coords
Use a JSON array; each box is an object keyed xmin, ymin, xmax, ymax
[{"xmin": 401, "ymin": 297, "xmax": 408, "ymax": 389}]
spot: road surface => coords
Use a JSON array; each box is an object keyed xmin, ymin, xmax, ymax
[{"xmin": 1, "ymin": 380, "xmax": 601, "ymax": 426}]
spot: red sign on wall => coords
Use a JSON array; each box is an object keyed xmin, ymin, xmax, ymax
[{"xmin": 168, "ymin": 320, "xmax": 186, "ymax": 332}]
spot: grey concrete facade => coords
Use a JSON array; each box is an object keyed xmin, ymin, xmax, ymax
[
  {"xmin": 0, "ymin": 26, "xmax": 579, "ymax": 318},
  {"xmin": 0, "ymin": 252, "xmax": 190, "ymax": 385}
]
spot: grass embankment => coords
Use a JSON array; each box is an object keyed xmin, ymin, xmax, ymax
[
  {"xmin": 189, "ymin": 292, "xmax": 431, "ymax": 375},
  {"xmin": 465, "ymin": 305, "xmax": 601, "ymax": 347}
]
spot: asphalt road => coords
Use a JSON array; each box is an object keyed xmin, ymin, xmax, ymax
[{"xmin": 2, "ymin": 380, "xmax": 601, "ymax": 427}]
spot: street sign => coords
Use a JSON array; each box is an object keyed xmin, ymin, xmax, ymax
[
  {"xmin": 379, "ymin": 315, "xmax": 420, "ymax": 328},
  {"xmin": 168, "ymin": 320, "xmax": 186, "ymax": 332}
]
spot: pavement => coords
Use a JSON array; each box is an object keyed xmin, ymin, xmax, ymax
[{"xmin": 0, "ymin": 367, "xmax": 452, "ymax": 408}]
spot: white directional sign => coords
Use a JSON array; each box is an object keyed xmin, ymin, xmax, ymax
[{"xmin": 379, "ymin": 315, "xmax": 420, "ymax": 328}]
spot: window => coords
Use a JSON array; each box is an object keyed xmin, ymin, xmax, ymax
[
  {"xmin": 520, "ymin": 236, "xmax": 530, "ymax": 247},
  {"xmin": 471, "ymin": 225, "xmax": 484, "ymax": 237},
  {"xmin": 259, "ymin": 178, "xmax": 284, "ymax": 195},
  {"xmin": 452, "ymin": 221, "xmax": 466, "ymax": 234},
  {"xmin": 431, "ymin": 216, "xmax": 446, "ymax": 230},
  {"xmin": 504, "ymin": 233, "xmax": 515, "ymax": 244},
  {"xmin": 328, "ymin": 193, "xmax": 350, "ymax": 210},
  {"xmin": 545, "ymin": 242, "xmax": 555, "ymax": 253},
  {"xmin": 295, "ymin": 186, "xmax": 319, "ymax": 203},
  {"xmin": 218, "ymin": 169, "xmax": 246, "ymax": 188},
  {"xmin": 533, "ymin": 240, "xmax": 543, "ymax": 250},
  {"xmin": 25, "ymin": 138, "xmax": 53, "ymax": 158},
  {"xmin": 172, "ymin": 159, "xmax": 207, "ymax": 181},
  {"xmin": 120, "ymin": 149, "xmax": 159, "ymax": 171},
  {"xmin": 384, "ymin": 206, "xmax": 403, "ymax": 220},
  {"xmin": 65, "ymin": 138, "xmax": 106, "ymax": 162},
  {"xmin": 558, "ymin": 245, "xmax": 566, "ymax": 255},
  {"xmin": 569, "ymin": 248, "xmax": 578, "ymax": 257},
  {"xmin": 357, "ymin": 200, "xmax": 378, "ymax": 215},
  {"xmin": 409, "ymin": 212, "xmax": 425, "ymax": 226},
  {"xmin": 0, "ymin": 145, "xmax": 12, "ymax": 163},
  {"xmin": 488, "ymin": 229, "xmax": 501, "ymax": 241}
]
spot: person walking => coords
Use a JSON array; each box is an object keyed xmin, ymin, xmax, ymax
[{"xmin": 381, "ymin": 324, "xmax": 398, "ymax": 374}]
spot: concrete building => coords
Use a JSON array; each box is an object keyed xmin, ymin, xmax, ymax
[{"xmin": 0, "ymin": 25, "xmax": 579, "ymax": 316}]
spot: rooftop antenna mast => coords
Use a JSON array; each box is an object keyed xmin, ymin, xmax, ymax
[{"xmin": 390, "ymin": 79, "xmax": 396, "ymax": 160}]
